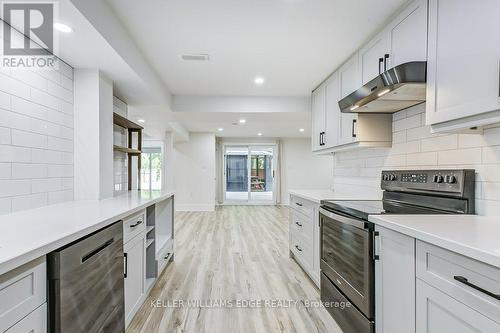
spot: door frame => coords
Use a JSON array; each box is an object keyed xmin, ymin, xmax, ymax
[{"xmin": 222, "ymin": 143, "xmax": 278, "ymax": 205}]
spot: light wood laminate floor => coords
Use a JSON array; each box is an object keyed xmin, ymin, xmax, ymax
[{"xmin": 127, "ymin": 206, "xmax": 341, "ymax": 333}]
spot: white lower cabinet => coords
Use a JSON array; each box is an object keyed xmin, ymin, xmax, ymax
[
  {"xmin": 4, "ymin": 304, "xmax": 46, "ymax": 333},
  {"xmin": 124, "ymin": 231, "xmax": 146, "ymax": 327},
  {"xmin": 375, "ymin": 226, "xmax": 415, "ymax": 333},
  {"xmin": 416, "ymin": 279, "xmax": 500, "ymax": 333},
  {"xmin": 289, "ymin": 195, "xmax": 320, "ymax": 286},
  {"xmin": 0, "ymin": 258, "xmax": 46, "ymax": 333},
  {"xmin": 376, "ymin": 228, "xmax": 500, "ymax": 333}
]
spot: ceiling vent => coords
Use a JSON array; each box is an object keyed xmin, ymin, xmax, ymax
[{"xmin": 181, "ymin": 54, "xmax": 210, "ymax": 61}]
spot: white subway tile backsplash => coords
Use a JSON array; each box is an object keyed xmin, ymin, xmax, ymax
[
  {"xmin": 48, "ymin": 164, "xmax": 73, "ymax": 178},
  {"xmin": 0, "ymin": 145, "xmax": 31, "ymax": 162},
  {"xmin": 421, "ymin": 134, "xmax": 458, "ymax": 152},
  {"xmin": 11, "ymin": 129, "xmax": 48, "ymax": 149},
  {"xmin": 12, "ymin": 163, "xmax": 48, "ymax": 179},
  {"xmin": 438, "ymin": 148, "xmax": 482, "ymax": 165},
  {"xmin": 0, "ymin": 162, "xmax": 11, "ymax": 179},
  {"xmin": 11, "ymin": 96, "xmax": 49, "ymax": 120},
  {"xmin": 0, "ymin": 127, "xmax": 10, "ymax": 144},
  {"xmin": 0, "ymin": 179, "xmax": 31, "ymax": 198},
  {"xmin": 332, "ymin": 103, "xmax": 500, "ymax": 216},
  {"xmin": 12, "ymin": 193, "xmax": 48, "ymax": 212},
  {"xmin": 0, "ymin": 35, "xmax": 74, "ymax": 214}
]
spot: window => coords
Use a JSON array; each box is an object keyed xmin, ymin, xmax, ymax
[{"xmin": 141, "ymin": 148, "xmax": 162, "ymax": 190}]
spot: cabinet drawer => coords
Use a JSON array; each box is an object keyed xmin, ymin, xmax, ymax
[
  {"xmin": 0, "ymin": 258, "xmax": 46, "ymax": 333},
  {"xmin": 290, "ymin": 210, "xmax": 313, "ymax": 245},
  {"xmin": 4, "ymin": 303, "xmax": 46, "ymax": 333},
  {"xmin": 291, "ymin": 233, "xmax": 313, "ymax": 272},
  {"xmin": 289, "ymin": 195, "xmax": 315, "ymax": 218},
  {"xmin": 416, "ymin": 241, "xmax": 500, "ymax": 323},
  {"xmin": 123, "ymin": 210, "xmax": 146, "ymax": 243}
]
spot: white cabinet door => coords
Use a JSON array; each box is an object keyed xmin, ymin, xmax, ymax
[
  {"xmin": 4, "ymin": 304, "xmax": 46, "ymax": 333},
  {"xmin": 311, "ymin": 86, "xmax": 326, "ymax": 151},
  {"xmin": 338, "ymin": 54, "xmax": 360, "ymax": 144},
  {"xmin": 388, "ymin": 0, "xmax": 427, "ymax": 68},
  {"xmin": 324, "ymin": 73, "xmax": 340, "ymax": 149},
  {"xmin": 375, "ymin": 226, "xmax": 416, "ymax": 333},
  {"xmin": 426, "ymin": 0, "xmax": 500, "ymax": 126},
  {"xmin": 416, "ymin": 279, "xmax": 500, "ymax": 333},
  {"xmin": 359, "ymin": 31, "xmax": 390, "ymax": 84},
  {"xmin": 124, "ymin": 233, "xmax": 146, "ymax": 327}
]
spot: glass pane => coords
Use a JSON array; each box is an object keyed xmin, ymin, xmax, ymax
[
  {"xmin": 250, "ymin": 147, "xmax": 273, "ymax": 202},
  {"xmin": 141, "ymin": 153, "xmax": 151, "ymax": 190},
  {"xmin": 140, "ymin": 150, "xmax": 162, "ymax": 190},
  {"xmin": 225, "ymin": 146, "xmax": 248, "ymax": 201},
  {"xmin": 150, "ymin": 152, "xmax": 162, "ymax": 190}
]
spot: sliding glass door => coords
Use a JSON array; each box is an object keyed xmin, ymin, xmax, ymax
[{"xmin": 224, "ymin": 145, "xmax": 275, "ymax": 204}]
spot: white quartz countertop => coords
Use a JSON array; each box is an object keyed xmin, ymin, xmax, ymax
[
  {"xmin": 288, "ymin": 189, "xmax": 380, "ymax": 203},
  {"xmin": 369, "ymin": 214, "xmax": 500, "ymax": 268},
  {"xmin": 0, "ymin": 190, "xmax": 174, "ymax": 276}
]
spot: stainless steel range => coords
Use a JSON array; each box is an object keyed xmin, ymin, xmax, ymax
[{"xmin": 319, "ymin": 169, "xmax": 476, "ymax": 333}]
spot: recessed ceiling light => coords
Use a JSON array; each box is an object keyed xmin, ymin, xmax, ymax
[
  {"xmin": 217, "ymin": 128, "xmax": 224, "ymax": 132},
  {"xmin": 299, "ymin": 128, "xmax": 305, "ymax": 132},
  {"xmin": 254, "ymin": 77, "xmax": 265, "ymax": 85},
  {"xmin": 54, "ymin": 23, "xmax": 72, "ymax": 33},
  {"xmin": 137, "ymin": 119, "xmax": 145, "ymax": 123},
  {"xmin": 257, "ymin": 132, "xmax": 263, "ymax": 136},
  {"xmin": 239, "ymin": 119, "xmax": 246, "ymax": 124}
]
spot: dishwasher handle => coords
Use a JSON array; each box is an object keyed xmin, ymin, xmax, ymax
[{"xmin": 81, "ymin": 239, "xmax": 114, "ymax": 263}]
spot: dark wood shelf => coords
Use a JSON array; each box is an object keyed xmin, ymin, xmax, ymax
[
  {"xmin": 113, "ymin": 113, "xmax": 144, "ymax": 130},
  {"xmin": 113, "ymin": 145, "xmax": 141, "ymax": 155}
]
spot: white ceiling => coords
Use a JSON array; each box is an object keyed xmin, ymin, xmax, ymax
[{"xmin": 106, "ymin": 0, "xmax": 407, "ymax": 96}]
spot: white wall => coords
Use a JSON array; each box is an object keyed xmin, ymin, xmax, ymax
[
  {"xmin": 0, "ymin": 57, "xmax": 74, "ymax": 214},
  {"xmin": 74, "ymin": 69, "xmax": 113, "ymax": 200},
  {"xmin": 280, "ymin": 138, "xmax": 333, "ymax": 205},
  {"xmin": 332, "ymin": 103, "xmax": 500, "ymax": 216},
  {"xmin": 173, "ymin": 133, "xmax": 216, "ymax": 211}
]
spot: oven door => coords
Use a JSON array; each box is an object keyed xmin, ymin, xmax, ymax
[{"xmin": 319, "ymin": 207, "xmax": 374, "ymax": 319}]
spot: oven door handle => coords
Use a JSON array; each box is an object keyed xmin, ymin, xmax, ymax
[{"xmin": 319, "ymin": 207, "xmax": 367, "ymax": 230}]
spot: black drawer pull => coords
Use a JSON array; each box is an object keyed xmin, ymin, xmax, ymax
[
  {"xmin": 295, "ymin": 245, "xmax": 302, "ymax": 252},
  {"xmin": 454, "ymin": 276, "xmax": 500, "ymax": 300},
  {"xmin": 295, "ymin": 221, "xmax": 303, "ymax": 227},
  {"xmin": 130, "ymin": 220, "xmax": 143, "ymax": 228},
  {"xmin": 295, "ymin": 202, "xmax": 303, "ymax": 207}
]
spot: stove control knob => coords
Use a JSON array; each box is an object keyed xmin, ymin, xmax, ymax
[
  {"xmin": 445, "ymin": 175, "xmax": 456, "ymax": 184},
  {"xmin": 433, "ymin": 175, "xmax": 444, "ymax": 183},
  {"xmin": 389, "ymin": 174, "xmax": 397, "ymax": 181},
  {"xmin": 383, "ymin": 174, "xmax": 388, "ymax": 181}
]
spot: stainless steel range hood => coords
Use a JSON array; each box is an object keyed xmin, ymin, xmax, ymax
[{"xmin": 339, "ymin": 61, "xmax": 427, "ymax": 114}]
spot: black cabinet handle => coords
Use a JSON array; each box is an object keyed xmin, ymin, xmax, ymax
[
  {"xmin": 352, "ymin": 119, "xmax": 357, "ymax": 138},
  {"xmin": 295, "ymin": 245, "xmax": 302, "ymax": 252},
  {"xmin": 319, "ymin": 132, "xmax": 323, "ymax": 146},
  {"xmin": 378, "ymin": 57, "xmax": 384, "ymax": 74},
  {"xmin": 454, "ymin": 276, "xmax": 500, "ymax": 300},
  {"xmin": 295, "ymin": 221, "xmax": 303, "ymax": 227},
  {"xmin": 124, "ymin": 253, "xmax": 128, "ymax": 278},
  {"xmin": 383, "ymin": 53, "xmax": 390, "ymax": 72},
  {"xmin": 372, "ymin": 231, "xmax": 380, "ymax": 261},
  {"xmin": 295, "ymin": 202, "xmax": 303, "ymax": 207},
  {"xmin": 130, "ymin": 220, "xmax": 143, "ymax": 228},
  {"xmin": 322, "ymin": 132, "xmax": 326, "ymax": 146}
]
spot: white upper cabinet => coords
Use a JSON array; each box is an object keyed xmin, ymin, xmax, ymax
[
  {"xmin": 426, "ymin": 0, "xmax": 500, "ymax": 131},
  {"xmin": 338, "ymin": 54, "xmax": 361, "ymax": 145},
  {"xmin": 360, "ymin": 31, "xmax": 391, "ymax": 84},
  {"xmin": 360, "ymin": 0, "xmax": 427, "ymax": 85},
  {"xmin": 324, "ymin": 73, "xmax": 340, "ymax": 149},
  {"xmin": 311, "ymin": 86, "xmax": 326, "ymax": 151},
  {"xmin": 388, "ymin": 0, "xmax": 428, "ymax": 68}
]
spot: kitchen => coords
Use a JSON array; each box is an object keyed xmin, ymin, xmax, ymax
[{"xmin": 0, "ymin": 0, "xmax": 499, "ymax": 333}]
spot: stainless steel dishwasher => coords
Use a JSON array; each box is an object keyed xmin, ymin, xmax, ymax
[{"xmin": 47, "ymin": 221, "xmax": 125, "ymax": 333}]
